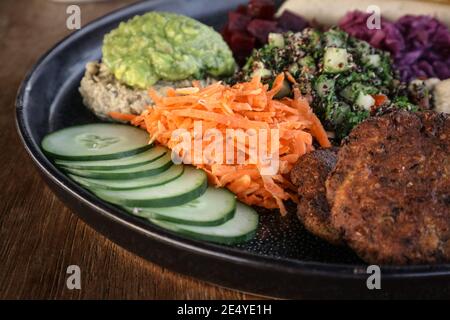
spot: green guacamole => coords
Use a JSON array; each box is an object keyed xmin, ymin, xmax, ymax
[{"xmin": 102, "ymin": 12, "xmax": 236, "ymax": 89}]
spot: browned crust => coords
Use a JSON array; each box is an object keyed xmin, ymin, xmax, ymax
[
  {"xmin": 291, "ymin": 148, "xmax": 342, "ymax": 245},
  {"xmin": 327, "ymin": 111, "xmax": 450, "ymax": 265}
]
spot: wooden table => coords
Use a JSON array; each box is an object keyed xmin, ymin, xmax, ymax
[{"xmin": 0, "ymin": 0, "xmax": 256, "ymax": 299}]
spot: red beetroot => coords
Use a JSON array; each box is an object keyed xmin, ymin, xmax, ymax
[
  {"xmin": 247, "ymin": 19, "xmax": 279, "ymax": 43},
  {"xmin": 235, "ymin": 4, "xmax": 248, "ymax": 15},
  {"xmin": 248, "ymin": 0, "xmax": 276, "ymax": 20},
  {"xmin": 228, "ymin": 12, "xmax": 251, "ymax": 32},
  {"xmin": 221, "ymin": 25, "xmax": 232, "ymax": 44},
  {"xmin": 222, "ymin": 0, "xmax": 308, "ymax": 65},
  {"xmin": 230, "ymin": 31, "xmax": 256, "ymax": 64},
  {"xmin": 278, "ymin": 10, "xmax": 309, "ymax": 32}
]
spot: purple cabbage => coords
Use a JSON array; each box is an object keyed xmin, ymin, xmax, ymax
[
  {"xmin": 339, "ymin": 11, "xmax": 450, "ymax": 82},
  {"xmin": 339, "ymin": 11, "xmax": 404, "ymax": 55}
]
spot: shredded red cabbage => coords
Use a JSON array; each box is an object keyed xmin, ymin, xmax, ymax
[{"xmin": 339, "ymin": 11, "xmax": 450, "ymax": 82}]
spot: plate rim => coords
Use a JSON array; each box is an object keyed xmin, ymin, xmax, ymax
[{"xmin": 14, "ymin": 0, "xmax": 450, "ymax": 294}]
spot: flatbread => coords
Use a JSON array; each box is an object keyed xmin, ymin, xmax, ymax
[{"xmin": 278, "ymin": 0, "xmax": 450, "ymax": 27}]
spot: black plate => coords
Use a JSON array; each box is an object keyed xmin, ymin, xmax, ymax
[{"xmin": 16, "ymin": 0, "xmax": 450, "ymax": 299}]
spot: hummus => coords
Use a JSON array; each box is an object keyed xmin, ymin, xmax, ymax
[{"xmin": 79, "ymin": 61, "xmax": 212, "ymax": 121}]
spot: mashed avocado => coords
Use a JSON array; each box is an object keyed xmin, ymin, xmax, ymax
[{"xmin": 103, "ymin": 12, "xmax": 236, "ymax": 89}]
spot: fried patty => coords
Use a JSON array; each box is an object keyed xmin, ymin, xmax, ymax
[
  {"xmin": 290, "ymin": 147, "xmax": 342, "ymax": 245},
  {"xmin": 327, "ymin": 110, "xmax": 450, "ymax": 265}
]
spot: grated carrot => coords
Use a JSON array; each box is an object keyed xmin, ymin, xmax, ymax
[
  {"xmin": 109, "ymin": 74, "xmax": 330, "ymax": 215},
  {"xmin": 107, "ymin": 112, "xmax": 137, "ymax": 122}
]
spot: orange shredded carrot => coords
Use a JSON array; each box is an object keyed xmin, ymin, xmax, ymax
[
  {"xmin": 165, "ymin": 87, "xmax": 177, "ymax": 97},
  {"xmin": 267, "ymin": 73, "xmax": 285, "ymax": 99},
  {"xmin": 110, "ymin": 74, "xmax": 330, "ymax": 215},
  {"xmin": 175, "ymin": 87, "xmax": 199, "ymax": 95},
  {"xmin": 285, "ymin": 71, "xmax": 297, "ymax": 85},
  {"xmin": 228, "ymin": 175, "xmax": 252, "ymax": 194},
  {"xmin": 108, "ymin": 112, "xmax": 137, "ymax": 122},
  {"xmin": 291, "ymin": 88, "xmax": 331, "ymax": 148}
]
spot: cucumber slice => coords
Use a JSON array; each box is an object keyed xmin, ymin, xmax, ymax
[
  {"xmin": 64, "ymin": 152, "xmax": 173, "ymax": 179},
  {"xmin": 268, "ymin": 33, "xmax": 285, "ymax": 48},
  {"xmin": 150, "ymin": 202, "xmax": 259, "ymax": 245},
  {"xmin": 68, "ymin": 165, "xmax": 184, "ymax": 190},
  {"xmin": 93, "ymin": 166, "xmax": 207, "ymax": 207},
  {"xmin": 42, "ymin": 124, "xmax": 151, "ymax": 160},
  {"xmin": 315, "ymin": 75, "xmax": 335, "ymax": 98},
  {"xmin": 355, "ymin": 92, "xmax": 375, "ymax": 111},
  {"xmin": 365, "ymin": 54, "xmax": 381, "ymax": 68},
  {"xmin": 55, "ymin": 146, "xmax": 167, "ymax": 170},
  {"xmin": 324, "ymin": 28, "xmax": 348, "ymax": 48},
  {"xmin": 323, "ymin": 48, "xmax": 350, "ymax": 73},
  {"xmin": 127, "ymin": 187, "xmax": 236, "ymax": 226}
]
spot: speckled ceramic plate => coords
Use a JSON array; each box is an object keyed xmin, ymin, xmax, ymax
[{"xmin": 16, "ymin": 0, "xmax": 450, "ymax": 299}]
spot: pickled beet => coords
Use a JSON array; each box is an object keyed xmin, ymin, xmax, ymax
[
  {"xmin": 222, "ymin": 0, "xmax": 308, "ymax": 65},
  {"xmin": 235, "ymin": 4, "xmax": 248, "ymax": 15},
  {"xmin": 228, "ymin": 12, "xmax": 251, "ymax": 32},
  {"xmin": 247, "ymin": 19, "xmax": 279, "ymax": 43},
  {"xmin": 248, "ymin": 0, "xmax": 276, "ymax": 20},
  {"xmin": 278, "ymin": 10, "xmax": 309, "ymax": 32},
  {"xmin": 230, "ymin": 31, "xmax": 256, "ymax": 64}
]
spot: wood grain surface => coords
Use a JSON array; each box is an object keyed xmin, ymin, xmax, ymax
[{"xmin": 0, "ymin": 0, "xmax": 258, "ymax": 300}]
